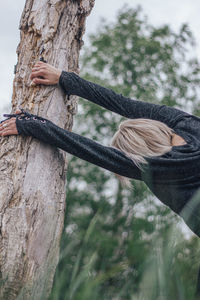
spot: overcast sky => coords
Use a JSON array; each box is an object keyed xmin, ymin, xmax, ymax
[{"xmin": 0, "ymin": 0, "xmax": 200, "ymax": 113}]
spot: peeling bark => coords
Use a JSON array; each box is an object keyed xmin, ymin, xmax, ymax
[{"xmin": 0, "ymin": 0, "xmax": 94, "ymax": 299}]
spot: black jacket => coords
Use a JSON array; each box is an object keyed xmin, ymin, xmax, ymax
[{"xmin": 4, "ymin": 71, "xmax": 200, "ymax": 236}]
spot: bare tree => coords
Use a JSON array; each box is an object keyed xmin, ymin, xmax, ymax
[{"xmin": 0, "ymin": 0, "xmax": 94, "ymax": 299}]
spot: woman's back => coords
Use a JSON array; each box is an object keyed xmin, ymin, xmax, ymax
[{"xmin": 144, "ymin": 114, "xmax": 200, "ymax": 236}]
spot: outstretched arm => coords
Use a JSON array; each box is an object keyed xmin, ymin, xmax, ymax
[
  {"xmin": 0, "ymin": 111, "xmax": 141, "ymax": 180},
  {"xmin": 59, "ymin": 71, "xmax": 191, "ymax": 127},
  {"xmin": 31, "ymin": 62, "xmax": 190, "ymax": 128}
]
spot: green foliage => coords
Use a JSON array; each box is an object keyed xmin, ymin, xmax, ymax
[
  {"xmin": 82, "ymin": 5, "xmax": 200, "ymax": 111},
  {"xmin": 49, "ymin": 5, "xmax": 200, "ymax": 300}
]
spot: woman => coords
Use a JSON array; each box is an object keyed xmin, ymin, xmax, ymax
[{"xmin": 0, "ymin": 61, "xmax": 200, "ymax": 239}]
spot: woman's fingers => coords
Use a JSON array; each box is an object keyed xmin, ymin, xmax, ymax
[
  {"xmin": 0, "ymin": 121, "xmax": 13, "ymax": 131},
  {"xmin": 0, "ymin": 119, "xmax": 12, "ymax": 129},
  {"xmin": 0, "ymin": 118, "xmax": 19, "ymax": 136},
  {"xmin": 30, "ymin": 62, "xmax": 47, "ymax": 80},
  {"xmin": 30, "ymin": 69, "xmax": 46, "ymax": 80},
  {"xmin": 32, "ymin": 61, "xmax": 45, "ymax": 69},
  {"xmin": 30, "ymin": 62, "xmax": 61, "ymax": 85},
  {"xmin": 0, "ymin": 129, "xmax": 18, "ymax": 136},
  {"xmin": 15, "ymin": 109, "xmax": 22, "ymax": 114},
  {"xmin": 32, "ymin": 78, "xmax": 50, "ymax": 85}
]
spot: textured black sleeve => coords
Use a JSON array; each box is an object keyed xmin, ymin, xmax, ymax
[
  {"xmin": 59, "ymin": 71, "xmax": 190, "ymax": 128},
  {"xmin": 16, "ymin": 114, "xmax": 141, "ymax": 180}
]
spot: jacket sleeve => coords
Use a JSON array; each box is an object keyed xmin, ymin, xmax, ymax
[
  {"xmin": 16, "ymin": 114, "xmax": 142, "ymax": 180},
  {"xmin": 59, "ymin": 71, "xmax": 190, "ymax": 128}
]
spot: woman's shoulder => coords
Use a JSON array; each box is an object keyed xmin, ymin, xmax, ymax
[
  {"xmin": 171, "ymin": 114, "xmax": 200, "ymax": 152},
  {"xmin": 174, "ymin": 113, "xmax": 200, "ymax": 132}
]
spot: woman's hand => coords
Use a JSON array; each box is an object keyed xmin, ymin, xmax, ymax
[
  {"xmin": 30, "ymin": 61, "xmax": 61, "ymax": 85},
  {"xmin": 0, "ymin": 110, "xmax": 21, "ymax": 136}
]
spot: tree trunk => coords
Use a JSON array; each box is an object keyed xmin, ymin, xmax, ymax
[{"xmin": 0, "ymin": 0, "xmax": 94, "ymax": 299}]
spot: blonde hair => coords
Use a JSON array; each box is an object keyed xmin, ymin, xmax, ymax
[{"xmin": 111, "ymin": 119, "xmax": 173, "ymax": 187}]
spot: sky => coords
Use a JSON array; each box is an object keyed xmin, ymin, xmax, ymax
[{"xmin": 0, "ymin": 0, "xmax": 200, "ymax": 113}]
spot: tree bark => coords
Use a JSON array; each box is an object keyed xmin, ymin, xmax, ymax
[{"xmin": 0, "ymin": 0, "xmax": 94, "ymax": 299}]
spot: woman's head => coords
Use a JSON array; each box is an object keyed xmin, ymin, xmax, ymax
[{"xmin": 111, "ymin": 119, "xmax": 173, "ymax": 186}]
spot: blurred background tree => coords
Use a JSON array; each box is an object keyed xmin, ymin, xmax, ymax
[{"xmin": 49, "ymin": 5, "xmax": 200, "ymax": 300}]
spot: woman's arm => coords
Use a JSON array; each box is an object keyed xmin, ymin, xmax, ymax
[
  {"xmin": 59, "ymin": 71, "xmax": 191, "ymax": 127},
  {"xmin": 30, "ymin": 62, "xmax": 190, "ymax": 128},
  {"xmin": 10, "ymin": 111, "xmax": 141, "ymax": 180}
]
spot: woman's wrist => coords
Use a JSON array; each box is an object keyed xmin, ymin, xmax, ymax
[{"xmin": 55, "ymin": 69, "xmax": 62, "ymax": 84}]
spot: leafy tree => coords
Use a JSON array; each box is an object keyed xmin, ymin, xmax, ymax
[{"xmin": 50, "ymin": 6, "xmax": 200, "ymax": 300}]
